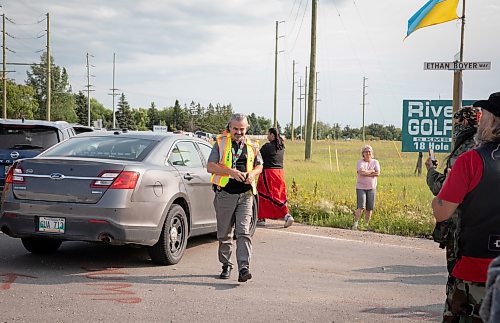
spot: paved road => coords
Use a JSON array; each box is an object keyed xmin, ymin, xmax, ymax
[{"xmin": 0, "ymin": 222, "xmax": 447, "ymax": 322}]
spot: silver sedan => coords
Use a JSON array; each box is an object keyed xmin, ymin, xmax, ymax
[{"xmin": 1, "ymin": 130, "xmax": 243, "ymax": 265}]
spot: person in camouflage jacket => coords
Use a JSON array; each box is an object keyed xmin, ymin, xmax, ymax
[{"xmin": 425, "ymin": 106, "xmax": 481, "ymax": 322}]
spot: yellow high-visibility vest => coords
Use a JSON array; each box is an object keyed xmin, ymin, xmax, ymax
[{"xmin": 210, "ymin": 134, "xmax": 257, "ymax": 194}]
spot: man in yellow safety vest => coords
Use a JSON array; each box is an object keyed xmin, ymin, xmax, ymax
[{"xmin": 207, "ymin": 113, "xmax": 263, "ymax": 282}]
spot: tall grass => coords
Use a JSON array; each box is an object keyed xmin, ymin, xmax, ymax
[{"xmin": 281, "ymin": 140, "xmax": 444, "ymax": 237}]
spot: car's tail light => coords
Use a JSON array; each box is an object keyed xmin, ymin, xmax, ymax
[
  {"xmin": 5, "ymin": 165, "xmax": 25, "ymax": 184},
  {"xmin": 110, "ymin": 171, "xmax": 139, "ymax": 189},
  {"xmin": 91, "ymin": 171, "xmax": 120, "ymax": 188},
  {"xmin": 90, "ymin": 170, "xmax": 139, "ymax": 189}
]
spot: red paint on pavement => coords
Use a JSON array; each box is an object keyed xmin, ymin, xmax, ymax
[
  {"xmin": 80, "ymin": 267, "xmax": 142, "ymax": 303},
  {"xmin": 0, "ymin": 273, "xmax": 37, "ymax": 290}
]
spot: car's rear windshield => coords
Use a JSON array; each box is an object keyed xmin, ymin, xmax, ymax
[
  {"xmin": 42, "ymin": 136, "xmax": 158, "ymax": 161},
  {"xmin": 0, "ymin": 125, "xmax": 59, "ymax": 150}
]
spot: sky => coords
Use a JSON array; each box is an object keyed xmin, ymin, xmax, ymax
[{"xmin": 2, "ymin": 0, "xmax": 499, "ymax": 128}]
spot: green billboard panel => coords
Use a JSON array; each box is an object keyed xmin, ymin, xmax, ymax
[{"xmin": 402, "ymin": 99, "xmax": 475, "ymax": 153}]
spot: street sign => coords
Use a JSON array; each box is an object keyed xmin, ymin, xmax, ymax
[
  {"xmin": 153, "ymin": 125, "xmax": 168, "ymax": 133},
  {"xmin": 401, "ymin": 99, "xmax": 476, "ymax": 153},
  {"xmin": 424, "ymin": 61, "xmax": 491, "ymax": 71}
]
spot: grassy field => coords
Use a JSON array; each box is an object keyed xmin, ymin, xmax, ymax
[{"xmin": 280, "ymin": 140, "xmax": 446, "ymax": 237}]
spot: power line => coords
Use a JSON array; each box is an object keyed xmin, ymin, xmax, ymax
[
  {"xmin": 285, "ymin": 0, "xmax": 299, "ymax": 23},
  {"xmin": 5, "ymin": 16, "xmax": 46, "ymax": 25},
  {"xmin": 286, "ymin": 0, "xmax": 303, "ymax": 38},
  {"xmin": 289, "ymin": 0, "xmax": 309, "ymax": 54}
]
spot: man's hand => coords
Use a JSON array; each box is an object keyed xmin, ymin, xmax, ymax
[
  {"xmin": 245, "ymin": 165, "xmax": 263, "ymax": 184},
  {"xmin": 230, "ymin": 168, "xmax": 247, "ymax": 182},
  {"xmin": 245, "ymin": 172, "xmax": 255, "ymax": 184},
  {"xmin": 425, "ymin": 156, "xmax": 437, "ymax": 171}
]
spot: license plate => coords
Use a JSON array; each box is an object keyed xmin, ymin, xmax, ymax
[{"xmin": 39, "ymin": 217, "xmax": 65, "ymax": 233}]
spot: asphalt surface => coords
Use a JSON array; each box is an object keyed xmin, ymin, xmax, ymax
[{"xmin": 0, "ymin": 221, "xmax": 447, "ymax": 322}]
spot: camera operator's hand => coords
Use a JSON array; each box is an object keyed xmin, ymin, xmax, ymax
[{"xmin": 425, "ymin": 156, "xmax": 437, "ymax": 171}]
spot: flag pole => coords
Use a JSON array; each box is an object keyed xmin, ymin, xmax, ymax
[
  {"xmin": 459, "ymin": 0, "xmax": 466, "ymax": 62},
  {"xmin": 452, "ymin": 0, "xmax": 466, "ymax": 148}
]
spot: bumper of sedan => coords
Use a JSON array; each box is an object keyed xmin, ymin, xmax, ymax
[{"xmin": 0, "ymin": 202, "xmax": 164, "ymax": 246}]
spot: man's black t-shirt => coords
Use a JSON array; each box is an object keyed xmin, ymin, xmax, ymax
[{"xmin": 220, "ymin": 142, "xmax": 252, "ymax": 194}]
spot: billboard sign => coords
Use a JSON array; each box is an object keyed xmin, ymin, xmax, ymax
[{"xmin": 402, "ymin": 99, "xmax": 475, "ymax": 152}]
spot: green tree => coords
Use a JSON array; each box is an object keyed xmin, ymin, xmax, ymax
[
  {"xmin": 247, "ymin": 113, "xmax": 261, "ymax": 135},
  {"xmin": 74, "ymin": 91, "xmax": 87, "ymax": 125},
  {"xmin": 134, "ymin": 108, "xmax": 149, "ymax": 130},
  {"xmin": 256, "ymin": 116, "xmax": 272, "ymax": 134},
  {"xmin": 146, "ymin": 101, "xmax": 161, "ymax": 130},
  {"xmin": 116, "ymin": 93, "xmax": 135, "ymax": 129},
  {"xmin": 90, "ymin": 98, "xmax": 112, "ymax": 128},
  {"xmin": 51, "ymin": 91, "xmax": 78, "ymax": 122},
  {"xmin": 341, "ymin": 125, "xmax": 360, "ymax": 139},
  {"xmin": 26, "ymin": 53, "xmax": 77, "ymax": 121},
  {"xmin": 1, "ymin": 80, "xmax": 38, "ymax": 119},
  {"xmin": 314, "ymin": 121, "xmax": 331, "ymax": 140},
  {"xmin": 186, "ymin": 101, "xmax": 203, "ymax": 132},
  {"xmin": 171, "ymin": 100, "xmax": 190, "ymax": 130}
]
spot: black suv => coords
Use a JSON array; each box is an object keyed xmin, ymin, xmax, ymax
[{"xmin": 0, "ymin": 119, "xmax": 76, "ymax": 194}]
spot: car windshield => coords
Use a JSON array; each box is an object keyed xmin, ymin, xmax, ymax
[
  {"xmin": 0, "ymin": 125, "xmax": 59, "ymax": 150},
  {"xmin": 42, "ymin": 136, "xmax": 158, "ymax": 161}
]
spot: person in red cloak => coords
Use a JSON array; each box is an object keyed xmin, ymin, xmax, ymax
[{"xmin": 256, "ymin": 127, "xmax": 294, "ymax": 228}]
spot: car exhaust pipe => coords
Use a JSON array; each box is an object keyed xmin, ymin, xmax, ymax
[{"xmin": 98, "ymin": 233, "xmax": 114, "ymax": 244}]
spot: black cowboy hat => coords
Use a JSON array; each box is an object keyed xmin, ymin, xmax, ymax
[{"xmin": 473, "ymin": 92, "xmax": 500, "ymax": 117}]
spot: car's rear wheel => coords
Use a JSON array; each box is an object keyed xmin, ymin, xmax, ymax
[
  {"xmin": 148, "ymin": 204, "xmax": 188, "ymax": 265},
  {"xmin": 21, "ymin": 237, "xmax": 62, "ymax": 254}
]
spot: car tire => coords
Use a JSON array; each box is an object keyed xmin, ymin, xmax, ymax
[
  {"xmin": 148, "ymin": 204, "xmax": 188, "ymax": 265},
  {"xmin": 21, "ymin": 237, "xmax": 62, "ymax": 254}
]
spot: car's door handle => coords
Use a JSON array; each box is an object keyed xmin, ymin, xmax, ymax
[{"xmin": 183, "ymin": 174, "xmax": 194, "ymax": 180}]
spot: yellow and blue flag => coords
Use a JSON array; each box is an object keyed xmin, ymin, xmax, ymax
[{"xmin": 407, "ymin": 0, "xmax": 460, "ymax": 37}]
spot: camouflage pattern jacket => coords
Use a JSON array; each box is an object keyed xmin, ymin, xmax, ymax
[{"xmin": 426, "ymin": 136, "xmax": 476, "ymax": 196}]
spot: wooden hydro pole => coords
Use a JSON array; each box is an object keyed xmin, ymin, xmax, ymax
[
  {"xmin": 290, "ymin": 60, "xmax": 296, "ymax": 141},
  {"xmin": 305, "ymin": 0, "xmax": 317, "ymax": 160},
  {"xmin": 46, "ymin": 13, "xmax": 51, "ymax": 121}
]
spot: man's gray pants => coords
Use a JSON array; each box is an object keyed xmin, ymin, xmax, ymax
[{"xmin": 213, "ymin": 189, "xmax": 253, "ymax": 271}]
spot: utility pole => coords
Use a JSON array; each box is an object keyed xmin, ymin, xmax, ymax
[
  {"xmin": 290, "ymin": 60, "xmax": 297, "ymax": 141},
  {"xmin": 85, "ymin": 53, "xmax": 95, "ymax": 127},
  {"xmin": 46, "ymin": 13, "xmax": 51, "ymax": 121},
  {"xmin": 304, "ymin": 66, "xmax": 308, "ymax": 139},
  {"xmin": 305, "ymin": 0, "xmax": 317, "ymax": 160},
  {"xmin": 2, "ymin": 14, "xmax": 6, "ymax": 119},
  {"xmin": 273, "ymin": 20, "xmax": 284, "ymax": 129},
  {"xmin": 314, "ymin": 71, "xmax": 320, "ymax": 140},
  {"xmin": 109, "ymin": 53, "xmax": 120, "ymax": 129},
  {"xmin": 297, "ymin": 78, "xmax": 304, "ymax": 140},
  {"xmin": 362, "ymin": 76, "xmax": 368, "ymax": 142}
]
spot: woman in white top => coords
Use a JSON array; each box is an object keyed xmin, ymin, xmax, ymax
[{"xmin": 353, "ymin": 145, "xmax": 381, "ymax": 230}]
